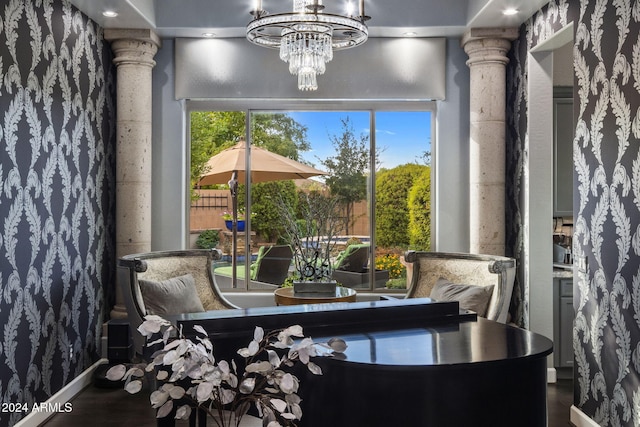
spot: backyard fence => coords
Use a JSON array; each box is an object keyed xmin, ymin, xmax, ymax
[
  {"xmin": 190, "ymin": 189, "xmax": 369, "ymax": 237},
  {"xmin": 191, "ymin": 192, "xmax": 229, "ymax": 209},
  {"xmin": 190, "ymin": 190, "xmax": 231, "ymax": 231}
]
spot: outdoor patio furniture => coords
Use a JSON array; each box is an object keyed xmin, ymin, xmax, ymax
[
  {"xmin": 331, "ymin": 244, "xmax": 390, "ymax": 288},
  {"xmin": 403, "ymin": 251, "xmax": 516, "ymax": 323},
  {"xmin": 252, "ymin": 245, "xmax": 294, "ymax": 284},
  {"xmin": 333, "ymin": 243, "xmax": 370, "ymax": 271},
  {"xmin": 117, "ymin": 249, "xmax": 239, "ymax": 356},
  {"xmin": 213, "ymin": 245, "xmax": 294, "ymax": 287}
]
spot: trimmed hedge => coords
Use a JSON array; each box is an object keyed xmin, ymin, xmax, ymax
[
  {"xmin": 408, "ymin": 167, "xmax": 431, "ymax": 250},
  {"xmin": 375, "ymin": 164, "xmax": 427, "ymax": 248}
]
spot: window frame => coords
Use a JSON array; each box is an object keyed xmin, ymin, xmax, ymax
[{"xmin": 187, "ymin": 100, "xmax": 436, "ymax": 292}]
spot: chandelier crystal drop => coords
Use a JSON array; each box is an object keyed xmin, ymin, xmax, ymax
[{"xmin": 246, "ymin": 0, "xmax": 369, "ymax": 91}]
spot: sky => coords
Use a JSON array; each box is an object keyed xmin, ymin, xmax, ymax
[{"xmin": 287, "ymin": 111, "xmax": 432, "ymax": 170}]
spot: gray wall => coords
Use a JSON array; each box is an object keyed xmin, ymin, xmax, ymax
[
  {"xmin": 174, "ymin": 38, "xmax": 447, "ymax": 100},
  {"xmin": 152, "ymin": 38, "xmax": 189, "ymax": 251},
  {"xmin": 433, "ymin": 38, "xmax": 470, "ymax": 252}
]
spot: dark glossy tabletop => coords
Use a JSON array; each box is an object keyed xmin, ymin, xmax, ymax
[
  {"xmin": 174, "ymin": 298, "xmax": 552, "ymax": 367},
  {"xmin": 320, "ymin": 317, "xmax": 552, "ymax": 367}
]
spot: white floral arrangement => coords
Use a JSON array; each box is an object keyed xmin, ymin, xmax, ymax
[{"xmin": 107, "ymin": 315, "xmax": 347, "ymax": 427}]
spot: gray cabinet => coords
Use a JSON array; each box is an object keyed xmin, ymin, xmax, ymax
[
  {"xmin": 553, "ymin": 90, "xmax": 574, "ymax": 217},
  {"xmin": 553, "ymin": 277, "xmax": 574, "ymax": 368}
]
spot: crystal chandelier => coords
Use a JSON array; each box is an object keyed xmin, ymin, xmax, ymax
[{"xmin": 246, "ymin": 0, "xmax": 369, "ymax": 91}]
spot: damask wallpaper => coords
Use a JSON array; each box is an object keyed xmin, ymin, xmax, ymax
[
  {"xmin": 0, "ymin": 1, "xmax": 116, "ymax": 426},
  {"xmin": 507, "ymin": 0, "xmax": 640, "ymax": 425}
]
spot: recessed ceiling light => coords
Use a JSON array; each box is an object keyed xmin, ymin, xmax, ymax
[
  {"xmin": 403, "ymin": 31, "xmax": 417, "ymax": 37},
  {"xmin": 202, "ymin": 32, "xmax": 217, "ymax": 38},
  {"xmin": 503, "ymin": 8, "xmax": 518, "ymax": 16},
  {"xmin": 102, "ymin": 10, "xmax": 118, "ymax": 18}
]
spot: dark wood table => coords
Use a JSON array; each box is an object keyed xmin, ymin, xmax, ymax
[
  {"xmin": 273, "ymin": 286, "xmax": 357, "ymax": 305},
  {"xmin": 172, "ymin": 298, "xmax": 553, "ymax": 427}
]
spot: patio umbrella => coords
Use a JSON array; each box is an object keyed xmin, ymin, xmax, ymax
[{"xmin": 198, "ymin": 140, "xmax": 327, "ymax": 287}]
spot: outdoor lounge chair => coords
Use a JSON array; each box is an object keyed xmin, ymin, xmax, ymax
[
  {"xmin": 251, "ymin": 245, "xmax": 294, "ymax": 284},
  {"xmin": 332, "ymin": 244, "xmax": 390, "ymax": 288},
  {"xmin": 333, "ymin": 243, "xmax": 370, "ymax": 272},
  {"xmin": 214, "ymin": 245, "xmax": 293, "ymax": 287}
]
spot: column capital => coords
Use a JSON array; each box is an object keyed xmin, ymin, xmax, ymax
[
  {"xmin": 105, "ymin": 28, "xmax": 161, "ymax": 67},
  {"xmin": 461, "ymin": 27, "xmax": 518, "ymax": 67},
  {"xmin": 461, "ymin": 27, "xmax": 519, "ymax": 45}
]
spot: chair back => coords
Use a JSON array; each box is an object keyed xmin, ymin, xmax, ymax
[
  {"xmin": 253, "ymin": 245, "xmax": 293, "ymax": 285},
  {"xmin": 117, "ymin": 249, "xmax": 238, "ymax": 356},
  {"xmin": 334, "ymin": 244, "xmax": 370, "ymax": 272},
  {"xmin": 404, "ymin": 251, "xmax": 516, "ymax": 323}
]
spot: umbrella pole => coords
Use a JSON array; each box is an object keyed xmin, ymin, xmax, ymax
[{"xmin": 229, "ymin": 171, "xmax": 238, "ymax": 289}]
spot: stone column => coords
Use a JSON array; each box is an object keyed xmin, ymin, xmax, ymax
[
  {"xmin": 105, "ymin": 29, "xmax": 161, "ymax": 318},
  {"xmin": 462, "ymin": 28, "xmax": 518, "ymax": 256}
]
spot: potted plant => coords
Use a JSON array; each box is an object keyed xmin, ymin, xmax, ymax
[
  {"xmin": 222, "ymin": 209, "xmax": 256, "ymax": 232},
  {"xmin": 279, "ymin": 191, "xmax": 344, "ymax": 294},
  {"xmin": 107, "ymin": 315, "xmax": 346, "ymax": 427}
]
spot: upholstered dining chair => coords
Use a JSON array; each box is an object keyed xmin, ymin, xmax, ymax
[
  {"xmin": 117, "ymin": 249, "xmax": 239, "ymax": 356},
  {"xmin": 403, "ymin": 251, "xmax": 516, "ymax": 324}
]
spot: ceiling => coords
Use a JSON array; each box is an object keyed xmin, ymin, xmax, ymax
[{"xmin": 69, "ymin": 0, "xmax": 548, "ymax": 39}]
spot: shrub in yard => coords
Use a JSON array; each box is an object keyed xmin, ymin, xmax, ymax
[
  {"xmin": 385, "ymin": 278, "xmax": 407, "ymax": 289},
  {"xmin": 195, "ymin": 229, "xmax": 219, "ymax": 249},
  {"xmin": 408, "ymin": 167, "xmax": 431, "ymax": 250},
  {"xmin": 238, "ymin": 180, "xmax": 298, "ymax": 242},
  {"xmin": 375, "ymin": 164, "xmax": 426, "ymax": 248}
]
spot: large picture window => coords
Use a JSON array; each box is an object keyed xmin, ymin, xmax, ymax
[{"xmin": 189, "ymin": 103, "xmax": 433, "ymax": 292}]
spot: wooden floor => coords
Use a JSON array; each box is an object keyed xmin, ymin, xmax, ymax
[
  {"xmin": 41, "ymin": 378, "xmax": 575, "ymax": 427},
  {"xmin": 548, "ymin": 379, "xmax": 576, "ymax": 427}
]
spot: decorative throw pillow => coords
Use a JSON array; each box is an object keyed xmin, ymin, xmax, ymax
[
  {"xmin": 429, "ymin": 277, "xmax": 494, "ymax": 317},
  {"xmin": 138, "ymin": 274, "xmax": 205, "ymax": 315}
]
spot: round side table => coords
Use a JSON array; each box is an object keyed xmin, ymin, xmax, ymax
[{"xmin": 274, "ymin": 287, "xmax": 357, "ymax": 306}]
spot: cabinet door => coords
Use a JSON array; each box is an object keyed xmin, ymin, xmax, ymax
[
  {"xmin": 553, "ymin": 97, "xmax": 574, "ymax": 216},
  {"xmin": 559, "ymin": 296, "xmax": 574, "ymax": 367}
]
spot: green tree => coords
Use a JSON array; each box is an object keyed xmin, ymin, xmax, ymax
[
  {"xmin": 375, "ymin": 164, "xmax": 426, "ymax": 248},
  {"xmin": 190, "ymin": 111, "xmax": 310, "ymax": 188},
  {"xmin": 190, "ymin": 111, "xmax": 310, "ymax": 241},
  {"xmin": 252, "ymin": 113, "xmax": 310, "ymax": 160},
  {"xmin": 190, "ymin": 111, "xmax": 245, "ymax": 189},
  {"xmin": 408, "ymin": 167, "xmax": 431, "ymax": 250},
  {"xmin": 319, "ymin": 117, "xmax": 369, "ymax": 235},
  {"xmin": 417, "ymin": 150, "xmax": 432, "ymax": 165},
  {"xmin": 238, "ymin": 180, "xmax": 298, "ymax": 243}
]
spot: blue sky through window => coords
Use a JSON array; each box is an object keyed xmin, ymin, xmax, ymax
[{"xmin": 288, "ymin": 111, "xmax": 431, "ymax": 170}]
